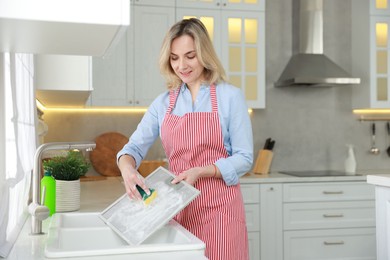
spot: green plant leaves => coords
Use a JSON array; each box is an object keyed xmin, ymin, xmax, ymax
[{"xmin": 43, "ymin": 150, "xmax": 91, "ymax": 181}]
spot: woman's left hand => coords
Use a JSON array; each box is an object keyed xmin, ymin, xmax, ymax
[{"xmin": 171, "ymin": 167, "xmax": 202, "ymax": 186}]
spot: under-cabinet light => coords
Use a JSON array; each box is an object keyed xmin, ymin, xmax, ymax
[
  {"xmin": 36, "ymin": 100, "xmax": 253, "ymax": 114},
  {"xmin": 36, "ymin": 100, "xmax": 148, "ymax": 113},
  {"xmin": 353, "ymin": 109, "xmax": 390, "ymax": 114}
]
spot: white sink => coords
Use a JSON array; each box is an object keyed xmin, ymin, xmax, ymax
[{"xmin": 44, "ymin": 212, "xmax": 205, "ymax": 259}]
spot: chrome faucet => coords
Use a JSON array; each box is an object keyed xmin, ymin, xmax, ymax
[{"xmin": 29, "ymin": 142, "xmax": 96, "ymax": 235}]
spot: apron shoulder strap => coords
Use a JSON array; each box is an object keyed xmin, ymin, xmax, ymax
[
  {"xmin": 166, "ymin": 87, "xmax": 180, "ymax": 114},
  {"xmin": 210, "ymin": 84, "xmax": 218, "ymax": 113}
]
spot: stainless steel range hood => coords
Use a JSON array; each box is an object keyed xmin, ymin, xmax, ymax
[{"xmin": 275, "ymin": 0, "xmax": 360, "ymax": 87}]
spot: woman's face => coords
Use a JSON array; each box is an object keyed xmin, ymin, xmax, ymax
[{"xmin": 170, "ymin": 35, "xmax": 204, "ymax": 88}]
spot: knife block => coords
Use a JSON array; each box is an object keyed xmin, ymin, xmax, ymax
[{"xmin": 253, "ymin": 149, "xmax": 273, "ymax": 175}]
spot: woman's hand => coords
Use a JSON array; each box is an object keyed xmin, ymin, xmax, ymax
[
  {"xmin": 121, "ymin": 168, "xmax": 150, "ymax": 200},
  {"xmin": 118, "ymin": 155, "xmax": 150, "ymax": 200},
  {"xmin": 171, "ymin": 167, "xmax": 206, "ymax": 186}
]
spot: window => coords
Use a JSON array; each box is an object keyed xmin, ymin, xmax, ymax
[{"xmin": 0, "ymin": 53, "xmax": 36, "ymax": 257}]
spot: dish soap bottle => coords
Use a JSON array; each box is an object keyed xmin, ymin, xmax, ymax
[
  {"xmin": 41, "ymin": 170, "xmax": 56, "ymax": 216},
  {"xmin": 344, "ymin": 144, "xmax": 356, "ymax": 175}
]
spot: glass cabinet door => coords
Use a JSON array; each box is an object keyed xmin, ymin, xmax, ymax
[
  {"xmin": 176, "ymin": 8, "xmax": 265, "ymax": 108},
  {"xmin": 371, "ymin": 0, "xmax": 390, "ymax": 15},
  {"xmin": 371, "ymin": 16, "xmax": 390, "ymax": 107},
  {"xmin": 221, "ymin": 11, "xmax": 265, "ymax": 108},
  {"xmin": 176, "ymin": 8, "xmax": 223, "ymax": 64}
]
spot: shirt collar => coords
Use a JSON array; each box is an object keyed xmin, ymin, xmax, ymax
[{"xmin": 180, "ymin": 83, "xmax": 209, "ymax": 93}]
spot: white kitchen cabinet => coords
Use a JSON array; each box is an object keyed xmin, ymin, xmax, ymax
[
  {"xmin": 260, "ymin": 184, "xmax": 283, "ymax": 260},
  {"xmin": 370, "ymin": 0, "xmax": 390, "ymax": 15},
  {"xmin": 0, "ymin": 0, "xmax": 129, "ymax": 56},
  {"xmin": 284, "ymin": 228, "xmax": 376, "ymax": 260},
  {"xmin": 176, "ymin": 0, "xmax": 265, "ymax": 12},
  {"xmin": 132, "ymin": 0, "xmax": 175, "ymax": 6},
  {"xmin": 352, "ymin": 0, "xmax": 390, "ymax": 108},
  {"xmin": 283, "ymin": 201, "xmax": 375, "ymax": 230},
  {"xmin": 91, "ymin": 1, "xmax": 265, "ymax": 108},
  {"xmin": 240, "ymin": 179, "xmax": 376, "ymax": 260},
  {"xmin": 90, "ymin": 2, "xmax": 174, "ymax": 107},
  {"xmin": 133, "ymin": 5, "xmax": 175, "ymax": 106},
  {"xmin": 283, "ymin": 181, "xmax": 375, "ymax": 202},
  {"xmin": 373, "ymin": 185, "xmax": 390, "ymax": 260},
  {"xmin": 366, "ymin": 175, "xmax": 390, "ymax": 260},
  {"xmin": 241, "ymin": 184, "xmax": 260, "ymax": 260},
  {"xmin": 176, "ymin": 3, "xmax": 265, "ymax": 109},
  {"xmin": 35, "ymin": 55, "xmax": 92, "ymax": 107},
  {"xmin": 90, "ymin": 33, "xmax": 127, "ymax": 106},
  {"xmin": 283, "ymin": 181, "xmax": 376, "ymax": 260}
]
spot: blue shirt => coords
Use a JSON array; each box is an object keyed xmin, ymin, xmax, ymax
[{"xmin": 117, "ymin": 82, "xmax": 253, "ymax": 186}]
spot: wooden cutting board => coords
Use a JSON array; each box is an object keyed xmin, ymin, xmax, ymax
[{"xmin": 90, "ymin": 132, "xmax": 128, "ymax": 176}]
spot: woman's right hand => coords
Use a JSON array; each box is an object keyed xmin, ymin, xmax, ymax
[{"xmin": 118, "ymin": 155, "xmax": 150, "ymax": 200}]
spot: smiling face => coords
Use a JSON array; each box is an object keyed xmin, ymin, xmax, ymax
[{"xmin": 170, "ymin": 35, "xmax": 205, "ymax": 89}]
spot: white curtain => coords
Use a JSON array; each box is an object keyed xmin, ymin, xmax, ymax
[{"xmin": 0, "ymin": 53, "xmax": 37, "ymax": 258}]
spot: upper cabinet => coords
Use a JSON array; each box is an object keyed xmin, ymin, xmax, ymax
[
  {"xmin": 0, "ymin": 0, "xmax": 129, "ymax": 56},
  {"xmin": 35, "ymin": 55, "xmax": 92, "ymax": 108},
  {"xmin": 91, "ymin": 0, "xmax": 266, "ymax": 109},
  {"xmin": 176, "ymin": 0, "xmax": 265, "ymax": 12},
  {"xmin": 371, "ymin": 0, "xmax": 390, "ymax": 15},
  {"xmin": 352, "ymin": 0, "xmax": 390, "ymax": 108},
  {"xmin": 176, "ymin": 1, "xmax": 265, "ymax": 108},
  {"xmin": 131, "ymin": 0, "xmax": 175, "ymax": 6},
  {"xmin": 89, "ymin": 1, "xmax": 174, "ymax": 107}
]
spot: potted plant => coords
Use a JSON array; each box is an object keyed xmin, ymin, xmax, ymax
[{"xmin": 43, "ymin": 150, "xmax": 91, "ymax": 212}]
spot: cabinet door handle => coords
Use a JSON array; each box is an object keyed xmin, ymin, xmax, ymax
[
  {"xmin": 323, "ymin": 241, "xmax": 345, "ymax": 245},
  {"xmin": 323, "ymin": 214, "xmax": 344, "ymax": 218},
  {"xmin": 322, "ymin": 191, "xmax": 344, "ymax": 195}
]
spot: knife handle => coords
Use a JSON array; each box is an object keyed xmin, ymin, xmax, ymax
[{"xmin": 263, "ymin": 138, "xmax": 271, "ymax": 149}]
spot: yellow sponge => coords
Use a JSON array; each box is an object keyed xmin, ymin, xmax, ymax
[{"xmin": 136, "ymin": 185, "xmax": 157, "ymax": 206}]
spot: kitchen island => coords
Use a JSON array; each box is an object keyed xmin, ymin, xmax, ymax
[{"xmin": 367, "ymin": 173, "xmax": 390, "ymax": 260}]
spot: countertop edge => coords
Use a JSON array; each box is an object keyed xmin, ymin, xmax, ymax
[
  {"xmin": 367, "ymin": 174, "xmax": 390, "ymax": 188},
  {"xmin": 240, "ymin": 172, "xmax": 368, "ymax": 184}
]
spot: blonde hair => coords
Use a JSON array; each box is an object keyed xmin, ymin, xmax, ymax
[{"xmin": 159, "ymin": 18, "xmax": 227, "ymax": 89}]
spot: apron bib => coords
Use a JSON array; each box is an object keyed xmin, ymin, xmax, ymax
[{"xmin": 160, "ymin": 85, "xmax": 249, "ymax": 260}]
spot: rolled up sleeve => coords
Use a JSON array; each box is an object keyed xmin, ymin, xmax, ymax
[{"xmin": 215, "ymin": 86, "xmax": 253, "ymax": 186}]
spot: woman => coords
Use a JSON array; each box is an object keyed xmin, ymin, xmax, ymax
[{"xmin": 117, "ymin": 18, "xmax": 253, "ymax": 260}]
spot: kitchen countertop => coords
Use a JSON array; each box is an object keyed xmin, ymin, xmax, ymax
[
  {"xmin": 5, "ymin": 177, "xmax": 207, "ymax": 260},
  {"xmin": 6, "ymin": 170, "xmax": 388, "ymax": 259},
  {"xmin": 240, "ymin": 170, "xmax": 386, "ymax": 184},
  {"xmin": 367, "ymin": 173, "xmax": 390, "ymax": 188}
]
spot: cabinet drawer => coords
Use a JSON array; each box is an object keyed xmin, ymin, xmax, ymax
[
  {"xmin": 247, "ymin": 231, "xmax": 260, "ymax": 260},
  {"xmin": 244, "ymin": 204, "xmax": 260, "ymax": 232},
  {"xmin": 241, "ymin": 184, "xmax": 260, "ymax": 204},
  {"xmin": 284, "ymin": 228, "xmax": 376, "ymax": 260},
  {"xmin": 283, "ymin": 182, "xmax": 374, "ymax": 202},
  {"xmin": 284, "ymin": 201, "xmax": 375, "ymax": 230}
]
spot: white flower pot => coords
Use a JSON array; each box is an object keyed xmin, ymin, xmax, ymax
[{"xmin": 56, "ymin": 179, "xmax": 80, "ymax": 212}]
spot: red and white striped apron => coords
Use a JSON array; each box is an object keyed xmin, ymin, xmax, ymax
[{"xmin": 161, "ymin": 85, "xmax": 249, "ymax": 260}]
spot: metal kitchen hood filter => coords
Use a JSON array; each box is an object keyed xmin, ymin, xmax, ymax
[
  {"xmin": 99, "ymin": 167, "xmax": 200, "ymax": 246},
  {"xmin": 275, "ymin": 0, "xmax": 360, "ymax": 87}
]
